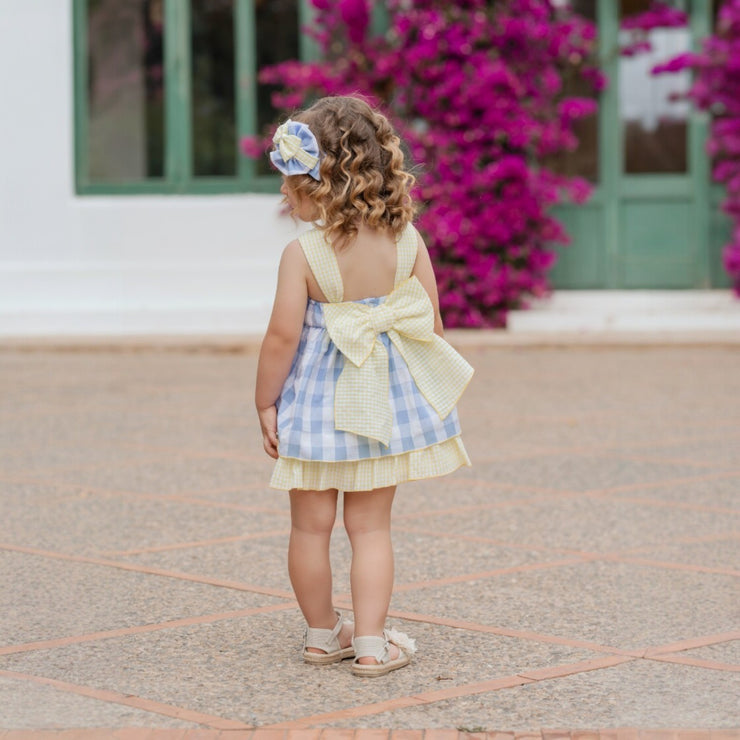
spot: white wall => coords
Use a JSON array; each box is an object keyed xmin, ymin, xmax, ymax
[{"xmin": 0, "ymin": 0, "xmax": 300, "ymax": 337}]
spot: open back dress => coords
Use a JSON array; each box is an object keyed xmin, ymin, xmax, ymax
[{"xmin": 270, "ymin": 222, "xmax": 473, "ymax": 492}]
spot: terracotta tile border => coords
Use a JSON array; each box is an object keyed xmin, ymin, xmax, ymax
[
  {"xmin": 580, "ymin": 470, "xmax": 740, "ymax": 497},
  {"xmin": 614, "ymin": 533, "xmax": 739, "ymax": 556},
  {"xmin": 267, "ymin": 657, "xmax": 634, "ymax": 729},
  {"xmin": 268, "ymin": 695, "xmax": 428, "ymax": 729},
  {"xmin": 393, "ymin": 525, "xmax": 601, "ymax": 560},
  {"xmin": 441, "ymin": 478, "xmax": 572, "ymax": 495},
  {"xmin": 393, "ymin": 498, "xmax": 551, "ymax": 522},
  {"xmin": 423, "ymin": 731, "xmax": 460, "ymax": 740},
  {"xmin": 646, "ymin": 653, "xmax": 740, "ymax": 673},
  {"xmin": 392, "ymin": 525, "xmax": 583, "ymax": 555},
  {"xmin": 351, "ymin": 608, "xmax": 643, "ymax": 658},
  {"xmin": 0, "ymin": 478, "xmax": 288, "ymax": 517},
  {"xmin": 584, "ymin": 494, "xmax": 739, "ymax": 517},
  {"xmin": 390, "ymin": 558, "xmax": 589, "ymax": 593},
  {"xmin": 0, "ymin": 670, "xmax": 251, "ymax": 730},
  {"xmin": 251, "ymin": 731, "xmax": 289, "ymax": 740},
  {"xmin": 117, "ymin": 444, "xmax": 269, "ymax": 464},
  {"xmin": 101, "ymin": 530, "xmax": 291, "ymax": 558},
  {"xmin": 583, "ymin": 453, "xmax": 726, "ymax": 471},
  {"xmin": 0, "ymin": 602, "xmax": 297, "ymax": 657},
  {"xmin": 408, "ymin": 673, "xmax": 538, "ymax": 705},
  {"xmin": 284, "ymin": 731, "xmax": 324, "ymax": 740},
  {"xmin": 394, "ymin": 526, "xmax": 739, "ymax": 567},
  {"xmin": 0, "ymin": 543, "xmax": 296, "ymax": 601},
  {"xmin": 391, "ymin": 526, "xmax": 738, "ymax": 581},
  {"xmin": 599, "ymin": 556, "xmax": 740, "ymax": 578},
  {"xmin": 108, "ymin": 490, "xmax": 289, "ymax": 517},
  {"xmin": 387, "ymin": 730, "xmax": 424, "ymax": 740},
  {"xmin": 517, "ymin": 655, "xmax": 633, "ymax": 682},
  {"xmin": 642, "ymin": 631, "xmax": 740, "ymax": 658},
  {"xmin": 461, "ymin": 424, "xmax": 734, "ymax": 464},
  {"xmin": 0, "ymin": 451, "xmax": 217, "ymax": 478},
  {"xmin": 0, "ymin": 731, "xmax": 733, "ymax": 740},
  {"xmin": 541, "ymin": 731, "xmax": 573, "ymax": 740}
]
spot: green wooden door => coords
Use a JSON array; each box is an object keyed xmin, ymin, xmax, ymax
[{"xmin": 550, "ymin": 0, "xmax": 729, "ymax": 289}]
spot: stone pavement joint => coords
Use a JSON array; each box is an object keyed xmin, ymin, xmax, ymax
[
  {"xmin": 0, "ymin": 729, "xmax": 736, "ymax": 739},
  {"xmin": 0, "ymin": 603, "xmax": 298, "ymax": 658},
  {"xmin": 1, "ymin": 347, "xmax": 738, "ymax": 733},
  {"xmin": 0, "ymin": 542, "xmax": 297, "ymax": 600},
  {"xmin": 0, "ymin": 670, "xmax": 251, "ymax": 730}
]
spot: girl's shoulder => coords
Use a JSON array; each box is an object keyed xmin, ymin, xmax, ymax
[{"xmin": 280, "ymin": 237, "xmax": 305, "ymax": 264}]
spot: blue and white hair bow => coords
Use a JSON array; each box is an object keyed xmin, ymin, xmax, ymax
[{"xmin": 270, "ymin": 119, "xmax": 322, "ymax": 180}]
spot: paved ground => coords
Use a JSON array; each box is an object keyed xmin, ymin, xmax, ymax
[{"xmin": 1, "ymin": 339, "xmax": 738, "ymax": 738}]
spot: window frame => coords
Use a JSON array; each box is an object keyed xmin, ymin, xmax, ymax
[{"xmin": 73, "ymin": 0, "xmax": 315, "ymax": 195}]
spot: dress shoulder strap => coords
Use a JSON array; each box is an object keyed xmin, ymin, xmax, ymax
[
  {"xmin": 298, "ymin": 228, "xmax": 344, "ymax": 303},
  {"xmin": 394, "ymin": 223, "xmax": 419, "ymax": 287}
]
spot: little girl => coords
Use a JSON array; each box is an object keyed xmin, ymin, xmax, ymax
[{"xmin": 255, "ymin": 95, "xmax": 473, "ymax": 677}]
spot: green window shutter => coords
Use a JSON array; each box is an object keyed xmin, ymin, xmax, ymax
[{"xmin": 73, "ymin": 0, "xmax": 306, "ymax": 195}]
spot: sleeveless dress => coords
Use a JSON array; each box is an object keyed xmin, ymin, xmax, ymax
[{"xmin": 270, "ymin": 223, "xmax": 473, "ymax": 492}]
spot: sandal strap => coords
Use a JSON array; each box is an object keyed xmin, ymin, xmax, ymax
[
  {"xmin": 352, "ymin": 635, "xmax": 390, "ymax": 664},
  {"xmin": 304, "ymin": 610, "xmax": 346, "ymax": 652}
]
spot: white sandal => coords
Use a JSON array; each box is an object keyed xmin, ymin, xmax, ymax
[
  {"xmin": 302, "ymin": 611, "xmax": 354, "ymax": 665},
  {"xmin": 351, "ymin": 628, "xmax": 416, "ymax": 677}
]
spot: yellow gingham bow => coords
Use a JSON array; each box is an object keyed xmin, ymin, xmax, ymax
[
  {"xmin": 323, "ymin": 277, "xmax": 474, "ymax": 445},
  {"xmin": 272, "ymin": 122, "xmax": 319, "ymax": 171}
]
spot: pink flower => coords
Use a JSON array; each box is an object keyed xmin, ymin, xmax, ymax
[
  {"xmin": 339, "ymin": 0, "xmax": 370, "ymax": 44},
  {"xmin": 241, "ymin": 0, "xmax": 603, "ymax": 326}
]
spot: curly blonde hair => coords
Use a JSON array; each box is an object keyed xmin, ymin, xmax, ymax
[{"xmin": 282, "ymin": 96, "xmax": 416, "ymax": 248}]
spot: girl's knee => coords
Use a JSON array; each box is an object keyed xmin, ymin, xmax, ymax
[
  {"xmin": 343, "ymin": 487, "xmax": 395, "ymax": 537},
  {"xmin": 290, "ymin": 489, "xmax": 338, "ymax": 534}
]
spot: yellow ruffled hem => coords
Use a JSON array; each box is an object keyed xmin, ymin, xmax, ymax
[{"xmin": 269, "ymin": 435, "xmax": 471, "ymax": 492}]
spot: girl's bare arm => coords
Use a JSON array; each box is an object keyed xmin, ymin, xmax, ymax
[
  {"xmin": 411, "ymin": 232, "xmax": 445, "ymax": 337},
  {"xmin": 255, "ymin": 240, "xmax": 308, "ymax": 456}
]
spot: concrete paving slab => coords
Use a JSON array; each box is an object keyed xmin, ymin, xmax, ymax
[
  {"xmin": 621, "ymin": 540, "xmax": 739, "ymax": 572},
  {"xmin": 450, "ymin": 456, "xmax": 720, "ymax": 494},
  {"xmin": 31, "ymin": 457, "xmax": 271, "ymax": 498},
  {"xmin": 1, "ymin": 346, "xmax": 738, "ymax": 733},
  {"xmin": 317, "ymin": 661, "xmax": 739, "ymax": 730},
  {"xmin": 400, "ymin": 498, "xmax": 738, "ymax": 555},
  {"xmin": 165, "ymin": 485, "xmax": 286, "ymax": 511},
  {"xmin": 461, "ymin": 421, "xmax": 738, "ymax": 456},
  {"xmin": 606, "ymin": 478, "xmax": 740, "ymax": 512},
  {"xmin": 0, "ymin": 551, "xmax": 283, "ymax": 647},
  {"xmin": 392, "ymin": 478, "xmax": 550, "ymax": 512},
  {"xmin": 599, "ymin": 441, "xmax": 740, "ymax": 472},
  {"xmin": 0, "ymin": 615, "xmax": 597, "ymax": 728},
  {"xmin": 0, "ymin": 675, "xmax": 200, "ymax": 730},
  {"xmin": 391, "ymin": 562, "xmax": 738, "ymax": 653},
  {"xmin": 679, "ymin": 640, "xmax": 740, "ymax": 666},
  {"xmin": 0, "ymin": 445, "xmax": 167, "ymax": 477},
  {"xmin": 2, "ymin": 484, "xmax": 288, "ymax": 557},
  {"xmin": 120, "ymin": 536, "xmax": 294, "ymax": 596},
  {"xmin": 119, "ymin": 531, "xmax": 568, "ymax": 601}
]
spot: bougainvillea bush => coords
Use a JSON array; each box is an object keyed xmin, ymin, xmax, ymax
[
  {"xmin": 626, "ymin": 0, "xmax": 740, "ymax": 294},
  {"xmin": 243, "ymin": 0, "xmax": 603, "ymax": 327}
]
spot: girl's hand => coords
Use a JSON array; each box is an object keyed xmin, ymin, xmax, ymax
[{"xmin": 258, "ymin": 405, "xmax": 279, "ymax": 458}]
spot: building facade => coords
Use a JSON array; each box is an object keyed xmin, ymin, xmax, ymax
[
  {"xmin": 551, "ymin": 0, "xmax": 732, "ymax": 292},
  {"xmin": 0, "ymin": 0, "xmax": 732, "ymax": 337}
]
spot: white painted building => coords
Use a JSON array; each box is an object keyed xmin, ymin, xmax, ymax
[
  {"xmin": 1, "ymin": 1, "xmax": 738, "ymax": 339},
  {"xmin": 1, "ymin": 0, "xmax": 300, "ymax": 338}
]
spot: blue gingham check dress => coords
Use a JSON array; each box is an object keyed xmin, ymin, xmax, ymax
[{"xmin": 270, "ymin": 224, "xmax": 471, "ymax": 491}]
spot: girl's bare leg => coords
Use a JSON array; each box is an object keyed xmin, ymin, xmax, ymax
[
  {"xmin": 288, "ymin": 488, "xmax": 352, "ymax": 653},
  {"xmin": 343, "ymin": 485, "xmax": 399, "ymax": 664}
]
